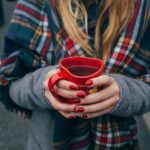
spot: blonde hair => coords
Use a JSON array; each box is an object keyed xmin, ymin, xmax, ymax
[{"xmin": 56, "ymin": 0, "xmax": 135, "ymax": 63}]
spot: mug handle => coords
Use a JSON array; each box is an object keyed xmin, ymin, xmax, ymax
[
  {"xmin": 48, "ymin": 72, "xmax": 79, "ymax": 104},
  {"xmin": 48, "ymin": 71, "xmax": 68, "ymax": 102}
]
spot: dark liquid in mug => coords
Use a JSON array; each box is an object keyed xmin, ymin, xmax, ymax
[{"xmin": 68, "ymin": 65, "xmax": 98, "ymax": 76}]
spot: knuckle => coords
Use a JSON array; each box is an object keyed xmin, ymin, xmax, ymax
[
  {"xmin": 59, "ymin": 112, "xmax": 68, "ymax": 118},
  {"xmin": 61, "ymin": 104, "xmax": 73, "ymax": 112},
  {"xmin": 111, "ymin": 97, "xmax": 118, "ymax": 106},
  {"xmin": 59, "ymin": 104, "xmax": 66, "ymax": 111},
  {"xmin": 46, "ymin": 70, "xmax": 54, "ymax": 78},
  {"xmin": 43, "ymin": 80, "xmax": 48, "ymax": 90},
  {"xmin": 115, "ymin": 94, "xmax": 120, "ymax": 101},
  {"xmin": 104, "ymin": 75, "xmax": 110, "ymax": 83},
  {"xmin": 63, "ymin": 114, "xmax": 70, "ymax": 119},
  {"xmin": 66, "ymin": 91, "xmax": 76, "ymax": 99},
  {"xmin": 58, "ymin": 80, "xmax": 70, "ymax": 89},
  {"xmin": 85, "ymin": 106, "xmax": 91, "ymax": 113},
  {"xmin": 97, "ymin": 77, "xmax": 102, "ymax": 84},
  {"xmin": 68, "ymin": 105, "xmax": 75, "ymax": 112},
  {"xmin": 115, "ymin": 97, "xmax": 120, "ymax": 104},
  {"xmin": 69, "ymin": 92, "xmax": 77, "ymax": 98},
  {"xmin": 55, "ymin": 101, "xmax": 64, "ymax": 110},
  {"xmin": 63, "ymin": 106, "xmax": 69, "ymax": 111},
  {"xmin": 85, "ymin": 97, "xmax": 91, "ymax": 103},
  {"xmin": 113, "ymin": 87, "xmax": 120, "ymax": 100},
  {"xmin": 65, "ymin": 116, "xmax": 70, "ymax": 119},
  {"xmin": 67, "ymin": 92, "xmax": 73, "ymax": 98},
  {"xmin": 54, "ymin": 86, "xmax": 61, "ymax": 95},
  {"xmin": 57, "ymin": 80, "xmax": 64, "ymax": 87},
  {"xmin": 114, "ymin": 84, "xmax": 119, "ymax": 93},
  {"xmin": 98, "ymin": 76, "xmax": 108, "ymax": 85},
  {"xmin": 52, "ymin": 102, "xmax": 58, "ymax": 110},
  {"xmin": 109, "ymin": 76, "xmax": 114, "ymax": 81},
  {"xmin": 106, "ymin": 100, "xmax": 112, "ymax": 107}
]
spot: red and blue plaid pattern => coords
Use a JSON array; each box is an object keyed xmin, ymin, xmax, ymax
[{"xmin": 0, "ymin": 0, "xmax": 149, "ymax": 149}]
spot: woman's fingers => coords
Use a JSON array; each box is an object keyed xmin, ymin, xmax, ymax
[
  {"xmin": 54, "ymin": 85, "xmax": 86, "ymax": 99},
  {"xmin": 80, "ymin": 107, "xmax": 114, "ymax": 119},
  {"xmin": 75, "ymin": 97, "xmax": 119, "ymax": 114},
  {"xmin": 58, "ymin": 111, "xmax": 77, "ymax": 119},
  {"xmin": 44, "ymin": 71, "xmax": 120, "ymax": 119},
  {"xmin": 80, "ymin": 84, "xmax": 119, "ymax": 105},
  {"xmin": 44, "ymin": 89, "xmax": 78, "ymax": 112},
  {"xmin": 57, "ymin": 80, "xmax": 78, "ymax": 90},
  {"xmin": 58, "ymin": 105, "xmax": 113, "ymax": 119},
  {"xmin": 90, "ymin": 75, "xmax": 115, "ymax": 87}
]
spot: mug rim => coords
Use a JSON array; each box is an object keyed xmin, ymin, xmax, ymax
[{"xmin": 59, "ymin": 56, "xmax": 104, "ymax": 79}]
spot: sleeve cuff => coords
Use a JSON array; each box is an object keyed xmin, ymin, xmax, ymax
[
  {"xmin": 35, "ymin": 66, "xmax": 58, "ymax": 109},
  {"xmin": 108, "ymin": 74, "xmax": 132, "ymax": 117}
]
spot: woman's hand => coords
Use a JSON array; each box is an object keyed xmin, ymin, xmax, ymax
[
  {"xmin": 75, "ymin": 75, "xmax": 120, "ymax": 119},
  {"xmin": 43, "ymin": 69, "xmax": 86, "ymax": 119}
]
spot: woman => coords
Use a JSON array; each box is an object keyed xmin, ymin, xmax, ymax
[{"xmin": 0, "ymin": 0, "xmax": 150, "ymax": 149}]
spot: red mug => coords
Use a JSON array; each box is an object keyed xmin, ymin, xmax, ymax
[{"xmin": 48, "ymin": 56, "xmax": 104, "ymax": 104}]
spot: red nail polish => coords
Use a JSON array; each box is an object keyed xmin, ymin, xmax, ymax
[
  {"xmin": 77, "ymin": 91, "xmax": 86, "ymax": 98},
  {"xmin": 69, "ymin": 115, "xmax": 76, "ymax": 119},
  {"xmin": 70, "ymin": 85, "xmax": 78, "ymax": 90},
  {"xmin": 86, "ymin": 80, "xmax": 93, "ymax": 86},
  {"xmin": 76, "ymin": 106, "xmax": 84, "ymax": 112},
  {"xmin": 82, "ymin": 114, "xmax": 88, "ymax": 119}
]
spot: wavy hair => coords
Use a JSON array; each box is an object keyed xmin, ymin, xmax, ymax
[{"xmin": 55, "ymin": 0, "xmax": 135, "ymax": 63}]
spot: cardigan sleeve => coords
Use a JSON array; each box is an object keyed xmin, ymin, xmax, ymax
[
  {"xmin": 9, "ymin": 66, "xmax": 57, "ymax": 110},
  {"xmin": 0, "ymin": 0, "xmax": 56, "ymax": 117},
  {"xmin": 110, "ymin": 74, "xmax": 150, "ymax": 117}
]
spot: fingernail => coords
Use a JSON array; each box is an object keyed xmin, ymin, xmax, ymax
[
  {"xmin": 86, "ymin": 80, "xmax": 93, "ymax": 86},
  {"xmin": 82, "ymin": 114, "xmax": 88, "ymax": 119},
  {"xmin": 77, "ymin": 91, "xmax": 86, "ymax": 98},
  {"xmin": 70, "ymin": 85, "xmax": 78, "ymax": 90},
  {"xmin": 76, "ymin": 106, "xmax": 84, "ymax": 112},
  {"xmin": 69, "ymin": 115, "xmax": 76, "ymax": 119}
]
